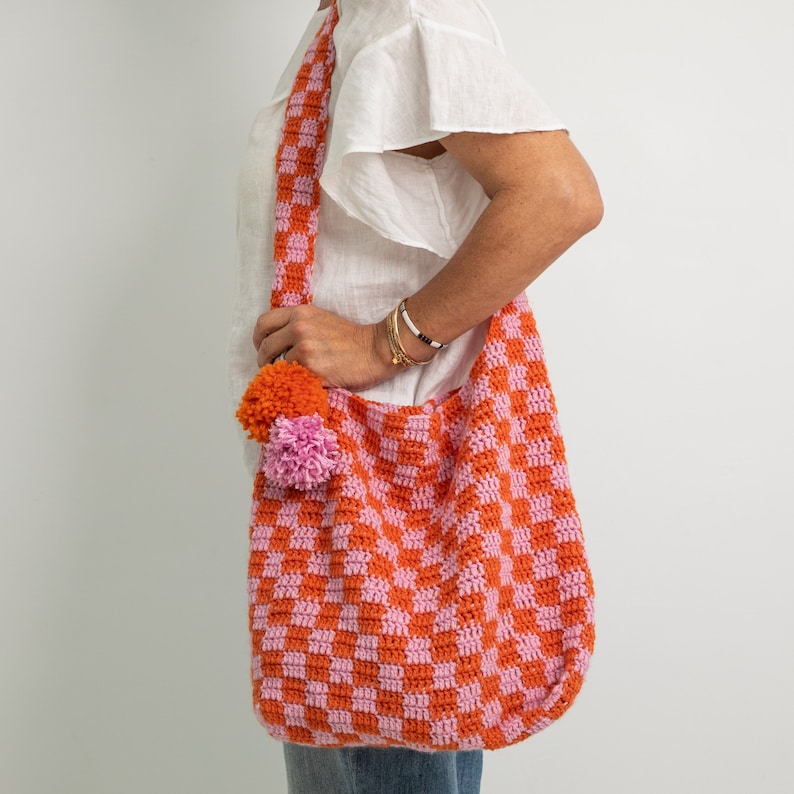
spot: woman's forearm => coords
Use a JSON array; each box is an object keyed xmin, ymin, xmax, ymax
[{"xmin": 386, "ymin": 130, "xmax": 604, "ymax": 363}]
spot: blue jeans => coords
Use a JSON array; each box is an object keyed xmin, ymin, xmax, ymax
[{"xmin": 283, "ymin": 744, "xmax": 483, "ymax": 794}]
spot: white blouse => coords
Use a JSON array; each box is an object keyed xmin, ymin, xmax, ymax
[{"xmin": 229, "ymin": 0, "xmax": 564, "ymax": 475}]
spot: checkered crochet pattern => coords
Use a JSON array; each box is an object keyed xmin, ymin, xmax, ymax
[
  {"xmin": 246, "ymin": 0, "xmax": 594, "ymax": 751},
  {"xmin": 270, "ymin": 1, "xmax": 337, "ymax": 310}
]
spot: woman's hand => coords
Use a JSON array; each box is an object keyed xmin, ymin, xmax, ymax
[{"xmin": 253, "ymin": 304, "xmax": 397, "ymax": 391}]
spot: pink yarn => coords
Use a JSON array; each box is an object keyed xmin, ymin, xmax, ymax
[{"xmin": 263, "ymin": 414, "xmax": 340, "ymax": 489}]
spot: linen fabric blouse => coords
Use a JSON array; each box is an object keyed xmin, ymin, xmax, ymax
[{"xmin": 229, "ymin": 0, "xmax": 564, "ymax": 475}]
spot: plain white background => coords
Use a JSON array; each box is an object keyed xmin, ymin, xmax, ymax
[{"xmin": 1, "ymin": 1, "xmax": 792, "ymax": 792}]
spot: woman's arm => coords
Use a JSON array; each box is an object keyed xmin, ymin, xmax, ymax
[
  {"xmin": 395, "ymin": 129, "xmax": 602, "ymax": 357},
  {"xmin": 252, "ymin": 129, "xmax": 602, "ymax": 389}
]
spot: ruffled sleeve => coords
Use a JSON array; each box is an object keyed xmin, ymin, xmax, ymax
[{"xmin": 320, "ymin": 6, "xmax": 565, "ymax": 258}]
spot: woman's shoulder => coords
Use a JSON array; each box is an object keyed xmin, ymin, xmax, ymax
[{"xmin": 338, "ymin": 0, "xmax": 499, "ymax": 45}]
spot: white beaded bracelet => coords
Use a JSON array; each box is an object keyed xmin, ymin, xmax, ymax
[
  {"xmin": 386, "ymin": 305, "xmax": 433, "ymax": 367},
  {"xmin": 398, "ymin": 299, "xmax": 448, "ymax": 350}
]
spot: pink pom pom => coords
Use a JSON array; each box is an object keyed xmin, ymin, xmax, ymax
[{"xmin": 262, "ymin": 414, "xmax": 340, "ymax": 489}]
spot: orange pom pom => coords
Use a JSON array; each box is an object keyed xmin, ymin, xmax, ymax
[{"xmin": 236, "ymin": 360, "xmax": 328, "ymax": 443}]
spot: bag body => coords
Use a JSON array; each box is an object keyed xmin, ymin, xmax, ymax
[{"xmin": 248, "ymin": 294, "xmax": 595, "ymax": 751}]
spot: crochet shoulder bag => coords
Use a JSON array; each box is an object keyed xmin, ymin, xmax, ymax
[{"xmin": 237, "ymin": 2, "xmax": 594, "ymax": 752}]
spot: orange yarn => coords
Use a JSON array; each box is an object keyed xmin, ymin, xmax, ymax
[{"xmin": 236, "ymin": 360, "xmax": 329, "ymax": 443}]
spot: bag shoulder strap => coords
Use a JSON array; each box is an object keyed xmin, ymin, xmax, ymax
[{"xmin": 271, "ymin": 3, "xmax": 338, "ymax": 310}]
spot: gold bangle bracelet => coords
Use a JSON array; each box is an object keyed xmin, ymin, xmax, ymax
[{"xmin": 386, "ymin": 306, "xmax": 433, "ymax": 367}]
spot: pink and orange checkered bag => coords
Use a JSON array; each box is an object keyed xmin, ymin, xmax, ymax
[{"xmin": 237, "ymin": 2, "xmax": 594, "ymax": 751}]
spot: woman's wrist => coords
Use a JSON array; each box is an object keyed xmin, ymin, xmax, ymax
[
  {"xmin": 396, "ymin": 305, "xmax": 444, "ymax": 364},
  {"xmin": 365, "ymin": 299, "xmax": 453, "ymax": 389},
  {"xmin": 370, "ymin": 313, "xmax": 432, "ymax": 376},
  {"xmin": 370, "ymin": 318, "xmax": 405, "ymax": 377},
  {"xmin": 398, "ymin": 299, "xmax": 448, "ymax": 352}
]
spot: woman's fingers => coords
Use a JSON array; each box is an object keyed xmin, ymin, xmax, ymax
[
  {"xmin": 255, "ymin": 328, "xmax": 292, "ymax": 367},
  {"xmin": 252, "ymin": 306, "xmax": 292, "ymax": 350},
  {"xmin": 254, "ymin": 307, "xmax": 298, "ymax": 367}
]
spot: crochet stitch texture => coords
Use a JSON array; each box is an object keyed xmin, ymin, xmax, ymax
[
  {"xmin": 268, "ymin": 1, "xmax": 336, "ymax": 310},
  {"xmin": 245, "ymin": 0, "xmax": 595, "ymax": 751}
]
